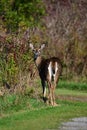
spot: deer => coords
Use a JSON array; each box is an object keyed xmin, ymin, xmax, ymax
[{"xmin": 29, "ymin": 43, "xmax": 62, "ymax": 106}]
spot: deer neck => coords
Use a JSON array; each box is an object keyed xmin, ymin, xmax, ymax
[{"xmin": 34, "ymin": 56, "xmax": 43, "ymax": 70}]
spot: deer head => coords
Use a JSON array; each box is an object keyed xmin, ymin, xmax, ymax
[{"xmin": 29, "ymin": 43, "xmax": 45, "ymax": 60}]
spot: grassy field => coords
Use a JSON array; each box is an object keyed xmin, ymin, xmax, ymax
[
  {"xmin": 58, "ymin": 80, "xmax": 87, "ymax": 91},
  {"xmin": 0, "ymin": 81, "xmax": 87, "ymax": 130}
]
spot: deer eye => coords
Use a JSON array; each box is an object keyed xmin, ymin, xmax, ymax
[{"xmin": 33, "ymin": 49, "xmax": 35, "ymax": 52}]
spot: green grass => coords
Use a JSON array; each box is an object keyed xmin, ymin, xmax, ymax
[
  {"xmin": 58, "ymin": 80, "xmax": 87, "ymax": 91},
  {"xmin": 56, "ymin": 88, "xmax": 87, "ymax": 96},
  {"xmin": 0, "ymin": 100, "xmax": 87, "ymax": 130},
  {"xmin": 0, "ymin": 81, "xmax": 87, "ymax": 130}
]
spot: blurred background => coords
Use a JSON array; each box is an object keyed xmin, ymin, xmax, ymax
[{"xmin": 0, "ymin": 0, "xmax": 87, "ymax": 95}]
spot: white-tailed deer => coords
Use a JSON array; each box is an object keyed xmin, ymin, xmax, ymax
[{"xmin": 30, "ymin": 43, "xmax": 62, "ymax": 106}]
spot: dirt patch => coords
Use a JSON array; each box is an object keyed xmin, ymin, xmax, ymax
[{"xmin": 56, "ymin": 95, "xmax": 87, "ymax": 102}]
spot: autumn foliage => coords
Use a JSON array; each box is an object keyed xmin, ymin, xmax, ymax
[{"xmin": 0, "ymin": 0, "xmax": 87, "ymax": 93}]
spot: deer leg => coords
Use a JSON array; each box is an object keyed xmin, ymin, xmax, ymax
[
  {"xmin": 50, "ymin": 87, "xmax": 57, "ymax": 106},
  {"xmin": 52, "ymin": 87, "xmax": 57, "ymax": 106},
  {"xmin": 48, "ymin": 83, "xmax": 54, "ymax": 106},
  {"xmin": 50, "ymin": 85, "xmax": 55, "ymax": 106},
  {"xmin": 41, "ymin": 80, "xmax": 47, "ymax": 103},
  {"xmin": 51, "ymin": 86, "xmax": 54, "ymax": 106},
  {"xmin": 48, "ymin": 87, "xmax": 53, "ymax": 106},
  {"xmin": 51, "ymin": 83, "xmax": 58, "ymax": 106},
  {"xmin": 47, "ymin": 82, "xmax": 52, "ymax": 105}
]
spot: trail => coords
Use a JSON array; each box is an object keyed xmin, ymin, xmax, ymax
[
  {"xmin": 59, "ymin": 117, "xmax": 87, "ymax": 130},
  {"xmin": 57, "ymin": 95, "xmax": 87, "ymax": 102}
]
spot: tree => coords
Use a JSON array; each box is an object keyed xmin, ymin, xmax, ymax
[{"xmin": 0, "ymin": 0, "xmax": 45, "ymax": 33}]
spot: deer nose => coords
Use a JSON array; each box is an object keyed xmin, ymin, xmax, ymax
[{"xmin": 34, "ymin": 53, "xmax": 39, "ymax": 60}]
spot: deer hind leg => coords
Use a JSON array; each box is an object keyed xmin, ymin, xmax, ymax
[
  {"xmin": 50, "ymin": 84, "xmax": 58, "ymax": 106},
  {"xmin": 47, "ymin": 82, "xmax": 54, "ymax": 106},
  {"xmin": 47, "ymin": 81, "xmax": 58, "ymax": 106},
  {"xmin": 52, "ymin": 84, "xmax": 58, "ymax": 106},
  {"xmin": 47, "ymin": 87, "xmax": 53, "ymax": 106}
]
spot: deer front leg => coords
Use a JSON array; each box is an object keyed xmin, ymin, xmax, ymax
[{"xmin": 41, "ymin": 80, "xmax": 47, "ymax": 103}]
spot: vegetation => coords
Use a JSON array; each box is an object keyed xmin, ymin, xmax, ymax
[
  {"xmin": 0, "ymin": 102, "xmax": 87, "ymax": 130},
  {"xmin": 0, "ymin": 86, "xmax": 87, "ymax": 130},
  {"xmin": 58, "ymin": 80, "xmax": 87, "ymax": 91},
  {"xmin": 0, "ymin": 0, "xmax": 45, "ymax": 32},
  {"xmin": 0, "ymin": 0, "xmax": 87, "ymax": 91},
  {"xmin": 0, "ymin": 1, "xmax": 87, "ymax": 129},
  {"xmin": 0, "ymin": 81, "xmax": 87, "ymax": 114}
]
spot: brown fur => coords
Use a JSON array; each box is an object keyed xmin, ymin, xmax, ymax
[{"xmin": 30, "ymin": 44, "xmax": 62, "ymax": 106}]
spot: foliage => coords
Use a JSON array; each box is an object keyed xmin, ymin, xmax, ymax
[
  {"xmin": 43, "ymin": 0, "xmax": 87, "ymax": 81},
  {"xmin": 0, "ymin": 34, "xmax": 37, "ymax": 91},
  {"xmin": 0, "ymin": 0, "xmax": 46, "ymax": 32},
  {"xmin": 0, "ymin": 0, "xmax": 87, "ymax": 93}
]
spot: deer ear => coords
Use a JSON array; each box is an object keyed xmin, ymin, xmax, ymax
[
  {"xmin": 29, "ymin": 43, "xmax": 34, "ymax": 50},
  {"xmin": 40, "ymin": 44, "xmax": 45, "ymax": 50}
]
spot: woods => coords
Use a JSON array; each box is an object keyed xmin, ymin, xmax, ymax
[{"xmin": 0, "ymin": 0, "xmax": 87, "ymax": 93}]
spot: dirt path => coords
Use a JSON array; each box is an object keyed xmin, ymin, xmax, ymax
[
  {"xmin": 57, "ymin": 95, "xmax": 87, "ymax": 102},
  {"xmin": 57, "ymin": 94, "xmax": 87, "ymax": 130},
  {"xmin": 59, "ymin": 117, "xmax": 87, "ymax": 130}
]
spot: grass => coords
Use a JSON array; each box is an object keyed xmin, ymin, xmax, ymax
[
  {"xmin": 0, "ymin": 100, "xmax": 87, "ymax": 130},
  {"xmin": 56, "ymin": 88, "xmax": 87, "ymax": 96},
  {"xmin": 58, "ymin": 80, "xmax": 87, "ymax": 91},
  {"xmin": 0, "ymin": 81, "xmax": 87, "ymax": 130}
]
